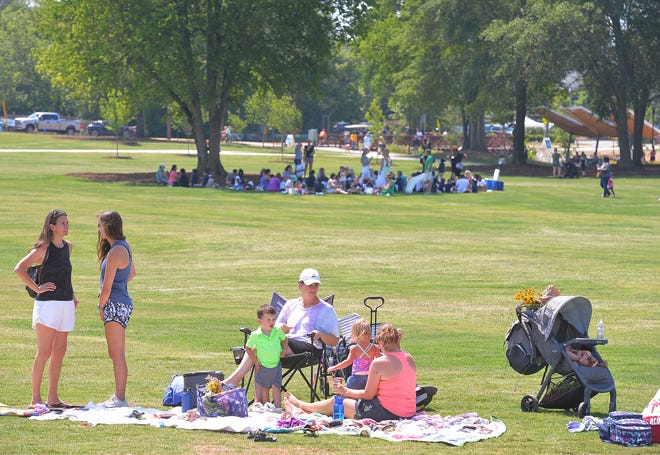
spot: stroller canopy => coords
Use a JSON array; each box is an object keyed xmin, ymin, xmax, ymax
[{"xmin": 537, "ymin": 295, "xmax": 592, "ymax": 340}]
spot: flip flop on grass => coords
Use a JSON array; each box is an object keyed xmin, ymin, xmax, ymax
[{"xmin": 47, "ymin": 402, "xmax": 75, "ymax": 409}]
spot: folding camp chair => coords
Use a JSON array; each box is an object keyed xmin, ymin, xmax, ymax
[
  {"xmin": 329, "ymin": 312, "xmax": 361, "ymax": 381},
  {"xmin": 231, "ymin": 292, "xmax": 335, "ymax": 403}
]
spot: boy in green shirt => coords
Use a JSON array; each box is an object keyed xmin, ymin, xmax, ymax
[{"xmin": 246, "ymin": 305, "xmax": 288, "ymax": 408}]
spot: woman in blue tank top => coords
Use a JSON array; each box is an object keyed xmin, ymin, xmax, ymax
[{"xmin": 97, "ymin": 211, "xmax": 136, "ymax": 408}]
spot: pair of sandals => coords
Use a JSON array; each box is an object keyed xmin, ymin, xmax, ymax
[
  {"xmin": 247, "ymin": 430, "xmax": 277, "ymax": 442},
  {"xmin": 29, "ymin": 402, "xmax": 74, "ymax": 410}
]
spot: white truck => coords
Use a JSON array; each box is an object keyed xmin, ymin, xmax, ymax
[{"xmin": 14, "ymin": 112, "xmax": 83, "ymax": 135}]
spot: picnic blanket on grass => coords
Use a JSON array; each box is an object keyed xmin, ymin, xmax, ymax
[{"xmin": 15, "ymin": 402, "xmax": 505, "ymax": 446}]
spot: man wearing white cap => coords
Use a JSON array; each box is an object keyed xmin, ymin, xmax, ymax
[
  {"xmin": 277, "ymin": 268, "xmax": 339, "ymax": 353},
  {"xmin": 222, "ymin": 268, "xmax": 339, "ymax": 387}
]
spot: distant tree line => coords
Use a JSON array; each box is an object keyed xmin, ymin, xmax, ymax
[{"xmin": 1, "ymin": 0, "xmax": 657, "ymax": 172}]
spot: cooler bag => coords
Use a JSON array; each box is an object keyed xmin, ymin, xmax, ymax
[{"xmin": 598, "ymin": 411, "xmax": 652, "ymax": 447}]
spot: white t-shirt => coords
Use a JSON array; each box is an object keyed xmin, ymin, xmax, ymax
[
  {"xmin": 456, "ymin": 177, "xmax": 470, "ymax": 193},
  {"xmin": 276, "ymin": 297, "xmax": 339, "ymax": 348}
]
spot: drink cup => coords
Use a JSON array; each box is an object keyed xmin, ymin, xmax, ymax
[{"xmin": 332, "ymin": 377, "xmax": 343, "ymax": 395}]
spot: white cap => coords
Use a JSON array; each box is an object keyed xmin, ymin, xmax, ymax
[{"xmin": 299, "ymin": 268, "xmax": 321, "ymax": 285}]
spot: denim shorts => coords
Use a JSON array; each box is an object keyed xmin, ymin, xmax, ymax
[
  {"xmin": 354, "ymin": 396, "xmax": 402, "ymax": 421},
  {"xmin": 100, "ymin": 298, "xmax": 133, "ymax": 328},
  {"xmin": 346, "ymin": 374, "xmax": 368, "ymax": 390}
]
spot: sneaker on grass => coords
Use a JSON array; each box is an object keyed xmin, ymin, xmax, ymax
[{"xmin": 101, "ymin": 395, "xmax": 128, "ymax": 408}]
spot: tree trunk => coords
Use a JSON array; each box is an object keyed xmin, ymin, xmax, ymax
[
  {"xmin": 609, "ymin": 13, "xmax": 632, "ymax": 169},
  {"xmin": 467, "ymin": 114, "xmax": 486, "ymax": 152},
  {"xmin": 207, "ymin": 106, "xmax": 227, "ymax": 181},
  {"xmin": 461, "ymin": 108, "xmax": 470, "ymax": 149},
  {"xmin": 612, "ymin": 95, "xmax": 631, "ymax": 168},
  {"xmin": 512, "ymin": 79, "xmax": 527, "ymax": 165},
  {"xmin": 631, "ymin": 88, "xmax": 649, "ymax": 166}
]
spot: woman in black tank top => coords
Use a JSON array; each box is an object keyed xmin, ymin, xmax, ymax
[{"xmin": 14, "ymin": 209, "xmax": 78, "ymax": 409}]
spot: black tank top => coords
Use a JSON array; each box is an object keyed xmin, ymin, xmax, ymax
[{"xmin": 37, "ymin": 241, "xmax": 73, "ymax": 301}]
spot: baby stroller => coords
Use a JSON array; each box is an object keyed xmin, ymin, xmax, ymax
[{"xmin": 505, "ymin": 295, "xmax": 616, "ymax": 417}]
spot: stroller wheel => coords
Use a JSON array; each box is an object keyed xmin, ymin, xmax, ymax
[
  {"xmin": 577, "ymin": 401, "xmax": 590, "ymax": 418},
  {"xmin": 521, "ymin": 395, "xmax": 539, "ymax": 413}
]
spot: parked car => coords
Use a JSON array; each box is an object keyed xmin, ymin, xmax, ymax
[
  {"xmin": 87, "ymin": 120, "xmax": 135, "ymax": 138},
  {"xmin": 14, "ymin": 112, "xmax": 83, "ymax": 135},
  {"xmin": 485, "ymin": 123, "xmax": 504, "ymax": 134},
  {"xmin": 0, "ymin": 118, "xmax": 15, "ymax": 131}
]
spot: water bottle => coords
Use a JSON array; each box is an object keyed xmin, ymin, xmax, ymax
[
  {"xmin": 181, "ymin": 391, "xmax": 193, "ymax": 412},
  {"xmin": 333, "ymin": 394, "xmax": 344, "ymax": 421},
  {"xmin": 597, "ymin": 320, "xmax": 605, "ymax": 340}
]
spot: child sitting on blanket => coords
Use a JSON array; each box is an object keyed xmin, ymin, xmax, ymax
[
  {"xmin": 327, "ymin": 319, "xmax": 381, "ymax": 389},
  {"xmin": 245, "ymin": 305, "xmax": 288, "ymax": 409}
]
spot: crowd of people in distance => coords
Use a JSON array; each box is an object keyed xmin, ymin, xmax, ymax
[
  {"xmin": 155, "ymin": 163, "xmax": 217, "ymax": 188},
  {"xmin": 155, "ymin": 140, "xmax": 492, "ymax": 195},
  {"xmin": 219, "ymin": 144, "xmax": 489, "ymax": 196}
]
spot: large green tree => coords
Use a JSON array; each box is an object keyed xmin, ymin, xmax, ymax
[
  {"xmin": 35, "ymin": 0, "xmax": 367, "ymax": 178},
  {"xmin": 483, "ymin": 1, "xmax": 589, "ymax": 164},
  {"xmin": 574, "ymin": 0, "xmax": 660, "ymax": 167},
  {"xmin": 0, "ymin": 0, "xmax": 72, "ymax": 115}
]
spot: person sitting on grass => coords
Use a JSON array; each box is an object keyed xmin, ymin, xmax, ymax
[
  {"xmin": 245, "ymin": 304, "xmax": 288, "ymax": 410},
  {"xmin": 375, "ymin": 171, "xmax": 396, "ymax": 196},
  {"xmin": 327, "ymin": 318, "xmax": 381, "ymax": 389},
  {"xmin": 167, "ymin": 164, "xmax": 179, "ymax": 187},
  {"xmin": 155, "ymin": 163, "xmax": 168, "ymax": 185},
  {"xmin": 285, "ymin": 323, "xmax": 417, "ymax": 421}
]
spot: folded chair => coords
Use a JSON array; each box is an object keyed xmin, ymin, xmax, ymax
[{"xmin": 231, "ymin": 292, "xmax": 335, "ymax": 402}]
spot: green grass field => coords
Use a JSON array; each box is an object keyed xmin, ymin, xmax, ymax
[{"xmin": 0, "ymin": 133, "xmax": 658, "ymax": 454}]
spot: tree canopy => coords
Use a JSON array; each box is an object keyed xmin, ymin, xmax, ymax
[
  {"xmin": 1, "ymin": 0, "xmax": 658, "ymax": 168},
  {"xmin": 35, "ymin": 0, "xmax": 368, "ymax": 177}
]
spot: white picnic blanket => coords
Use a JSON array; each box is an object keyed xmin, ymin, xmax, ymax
[{"xmin": 28, "ymin": 402, "xmax": 505, "ymax": 446}]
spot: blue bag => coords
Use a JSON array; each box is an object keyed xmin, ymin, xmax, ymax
[{"xmin": 162, "ymin": 374, "xmax": 184, "ymax": 406}]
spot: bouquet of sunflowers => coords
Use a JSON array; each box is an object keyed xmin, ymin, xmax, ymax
[
  {"xmin": 199, "ymin": 375, "xmax": 225, "ymax": 416},
  {"xmin": 514, "ymin": 287, "xmax": 543, "ymax": 311},
  {"xmin": 205, "ymin": 375, "xmax": 223, "ymax": 394}
]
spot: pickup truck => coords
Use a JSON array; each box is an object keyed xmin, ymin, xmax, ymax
[{"xmin": 14, "ymin": 112, "xmax": 83, "ymax": 135}]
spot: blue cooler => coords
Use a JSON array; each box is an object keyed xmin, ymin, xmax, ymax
[{"xmin": 485, "ymin": 179, "xmax": 504, "ymax": 191}]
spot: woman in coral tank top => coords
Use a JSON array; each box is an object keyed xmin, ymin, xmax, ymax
[{"xmin": 286, "ymin": 323, "xmax": 417, "ymax": 421}]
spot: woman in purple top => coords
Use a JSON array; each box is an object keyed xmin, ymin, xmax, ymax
[{"xmin": 267, "ymin": 173, "xmax": 282, "ymax": 191}]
